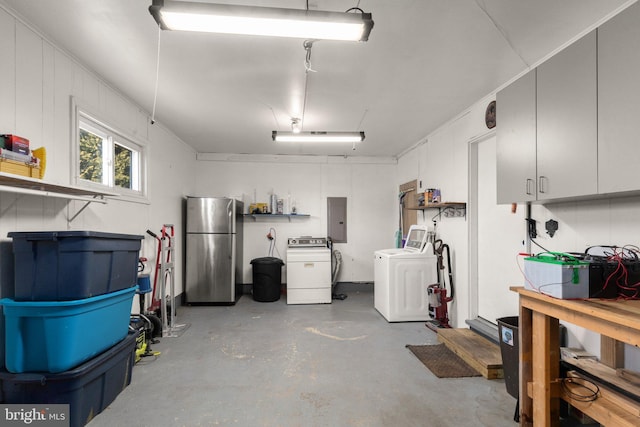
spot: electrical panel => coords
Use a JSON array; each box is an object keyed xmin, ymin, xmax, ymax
[{"xmin": 327, "ymin": 197, "xmax": 347, "ymax": 243}]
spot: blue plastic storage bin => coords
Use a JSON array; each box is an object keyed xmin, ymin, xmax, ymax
[
  {"xmin": 0, "ymin": 330, "xmax": 137, "ymax": 427},
  {"xmin": 0, "ymin": 286, "xmax": 136, "ymax": 373},
  {"xmin": 8, "ymin": 231, "xmax": 143, "ymax": 301}
]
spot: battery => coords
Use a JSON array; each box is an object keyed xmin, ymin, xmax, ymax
[
  {"xmin": 581, "ymin": 247, "xmax": 640, "ymax": 299},
  {"xmin": 524, "ymin": 253, "xmax": 589, "ymax": 299}
]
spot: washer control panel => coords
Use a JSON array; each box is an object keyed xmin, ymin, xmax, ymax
[{"xmin": 287, "ymin": 236, "xmax": 328, "ymax": 247}]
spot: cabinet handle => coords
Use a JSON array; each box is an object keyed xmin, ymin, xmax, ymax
[
  {"xmin": 539, "ymin": 176, "xmax": 547, "ymax": 194},
  {"xmin": 526, "ymin": 179, "xmax": 535, "ymax": 195}
]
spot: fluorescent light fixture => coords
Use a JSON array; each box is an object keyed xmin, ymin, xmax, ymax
[
  {"xmin": 272, "ymin": 131, "xmax": 365, "ymax": 143},
  {"xmin": 149, "ymin": 1, "xmax": 374, "ymax": 41}
]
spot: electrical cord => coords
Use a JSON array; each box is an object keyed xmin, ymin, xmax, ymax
[
  {"xmin": 267, "ymin": 227, "xmax": 282, "ymax": 259},
  {"xmin": 150, "ymin": 24, "xmax": 161, "ymax": 125},
  {"xmin": 560, "ymin": 377, "xmax": 599, "ymax": 402},
  {"xmin": 603, "ymin": 246, "xmax": 640, "ymax": 299},
  {"xmin": 530, "ymin": 237, "xmax": 551, "ymax": 253}
]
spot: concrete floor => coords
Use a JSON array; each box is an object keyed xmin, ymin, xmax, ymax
[{"xmin": 88, "ymin": 290, "xmax": 518, "ymax": 427}]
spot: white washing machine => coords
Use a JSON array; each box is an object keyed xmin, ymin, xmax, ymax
[
  {"xmin": 286, "ymin": 237, "xmax": 331, "ymax": 304},
  {"xmin": 374, "ymin": 225, "xmax": 437, "ymax": 322}
]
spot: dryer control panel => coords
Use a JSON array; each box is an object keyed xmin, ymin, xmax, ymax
[{"xmin": 288, "ymin": 236, "xmax": 328, "ymax": 247}]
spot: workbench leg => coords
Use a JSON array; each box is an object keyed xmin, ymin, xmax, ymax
[
  {"xmin": 520, "ymin": 304, "xmax": 533, "ymax": 426},
  {"xmin": 532, "ymin": 311, "xmax": 560, "ymax": 427}
]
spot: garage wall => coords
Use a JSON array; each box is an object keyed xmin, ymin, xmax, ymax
[
  {"xmin": 404, "ymin": 90, "xmax": 640, "ymax": 367},
  {"xmin": 0, "ymin": 8, "xmax": 196, "ymax": 302},
  {"xmin": 193, "ymin": 155, "xmax": 397, "ymax": 284},
  {"xmin": 396, "ymin": 96, "xmax": 492, "ymax": 329}
]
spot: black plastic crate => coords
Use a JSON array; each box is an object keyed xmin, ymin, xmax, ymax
[{"xmin": 0, "ymin": 331, "xmax": 137, "ymax": 427}]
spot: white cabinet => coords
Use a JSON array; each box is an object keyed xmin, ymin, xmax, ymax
[
  {"xmin": 536, "ymin": 30, "xmax": 597, "ymax": 200},
  {"xmin": 496, "ymin": 70, "xmax": 537, "ymax": 204},
  {"xmin": 597, "ymin": 3, "xmax": 640, "ymax": 195},
  {"xmin": 496, "ymin": 31, "xmax": 597, "ymax": 203}
]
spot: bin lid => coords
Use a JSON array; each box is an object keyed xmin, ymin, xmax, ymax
[
  {"xmin": 251, "ymin": 257, "xmax": 284, "ymax": 265},
  {"xmin": 8, "ymin": 231, "xmax": 144, "ymax": 240}
]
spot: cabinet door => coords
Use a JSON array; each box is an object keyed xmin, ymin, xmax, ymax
[
  {"xmin": 496, "ymin": 70, "xmax": 537, "ymax": 204},
  {"xmin": 536, "ymin": 31, "xmax": 597, "ymax": 200},
  {"xmin": 598, "ymin": 3, "xmax": 640, "ymax": 194}
]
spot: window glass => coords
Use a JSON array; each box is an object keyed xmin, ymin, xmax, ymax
[
  {"xmin": 79, "ymin": 127, "xmax": 104, "ymax": 184},
  {"xmin": 115, "ymin": 143, "xmax": 134, "ymax": 189}
]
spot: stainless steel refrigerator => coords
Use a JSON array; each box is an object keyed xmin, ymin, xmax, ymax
[{"xmin": 185, "ymin": 197, "xmax": 244, "ymax": 304}]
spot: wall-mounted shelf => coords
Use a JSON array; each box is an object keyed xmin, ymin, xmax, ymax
[
  {"xmin": 406, "ymin": 202, "xmax": 466, "ymax": 219},
  {"xmin": 243, "ymin": 214, "xmax": 310, "ymax": 222},
  {"xmin": 0, "ymin": 172, "xmax": 118, "ymax": 222}
]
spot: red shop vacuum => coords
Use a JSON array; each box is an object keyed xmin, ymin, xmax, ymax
[{"xmin": 426, "ymin": 239, "xmax": 454, "ymax": 331}]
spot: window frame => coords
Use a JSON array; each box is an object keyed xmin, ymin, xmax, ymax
[{"xmin": 72, "ymin": 99, "xmax": 148, "ymax": 203}]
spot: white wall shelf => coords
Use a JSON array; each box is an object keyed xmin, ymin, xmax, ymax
[
  {"xmin": 243, "ymin": 214, "xmax": 310, "ymax": 222},
  {"xmin": 0, "ymin": 172, "xmax": 118, "ymax": 222}
]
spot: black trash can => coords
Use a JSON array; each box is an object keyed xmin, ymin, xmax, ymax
[
  {"xmin": 497, "ymin": 316, "xmax": 519, "ymax": 422},
  {"xmin": 250, "ymin": 257, "xmax": 284, "ymax": 302}
]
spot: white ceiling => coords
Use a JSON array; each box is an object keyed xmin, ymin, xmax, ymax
[{"xmin": 0, "ymin": 0, "xmax": 631, "ymax": 157}]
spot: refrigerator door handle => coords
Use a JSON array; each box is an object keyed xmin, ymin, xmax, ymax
[{"xmin": 227, "ymin": 199, "xmax": 234, "ymax": 234}]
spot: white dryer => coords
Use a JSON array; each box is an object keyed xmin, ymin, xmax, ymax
[
  {"xmin": 286, "ymin": 237, "xmax": 331, "ymax": 304},
  {"xmin": 374, "ymin": 225, "xmax": 437, "ymax": 322}
]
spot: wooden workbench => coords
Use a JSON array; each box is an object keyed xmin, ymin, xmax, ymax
[{"xmin": 511, "ymin": 286, "xmax": 640, "ymax": 426}]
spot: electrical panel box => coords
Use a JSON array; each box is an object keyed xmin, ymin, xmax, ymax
[{"xmin": 327, "ymin": 197, "xmax": 347, "ymax": 243}]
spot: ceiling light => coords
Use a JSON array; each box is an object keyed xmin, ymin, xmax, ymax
[
  {"xmin": 149, "ymin": 1, "xmax": 374, "ymax": 41},
  {"xmin": 272, "ymin": 131, "xmax": 365, "ymax": 143}
]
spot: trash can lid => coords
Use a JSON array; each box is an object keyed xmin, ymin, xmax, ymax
[{"xmin": 250, "ymin": 257, "xmax": 284, "ymax": 265}]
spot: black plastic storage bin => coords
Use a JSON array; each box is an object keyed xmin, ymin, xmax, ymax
[
  {"xmin": 250, "ymin": 257, "xmax": 284, "ymax": 302},
  {"xmin": 8, "ymin": 231, "xmax": 143, "ymax": 300},
  {"xmin": 0, "ymin": 330, "xmax": 137, "ymax": 427},
  {"xmin": 497, "ymin": 316, "xmax": 519, "ymax": 422}
]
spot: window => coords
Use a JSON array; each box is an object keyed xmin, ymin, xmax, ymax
[{"xmin": 74, "ymin": 107, "xmax": 146, "ymax": 201}]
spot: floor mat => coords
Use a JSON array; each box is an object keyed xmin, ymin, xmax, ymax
[{"xmin": 406, "ymin": 344, "xmax": 481, "ymax": 378}]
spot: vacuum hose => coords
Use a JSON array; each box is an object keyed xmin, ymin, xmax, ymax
[{"xmin": 433, "ymin": 239, "xmax": 454, "ymax": 300}]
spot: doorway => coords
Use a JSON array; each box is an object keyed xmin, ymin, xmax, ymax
[{"xmin": 469, "ymin": 134, "xmax": 522, "ymax": 325}]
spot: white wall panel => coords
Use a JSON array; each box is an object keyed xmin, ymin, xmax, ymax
[
  {"xmin": 0, "ymin": 9, "xmax": 15, "ymax": 132},
  {"xmin": 105, "ymin": 90, "xmax": 139, "ymax": 137},
  {"xmin": 346, "ymin": 164, "xmax": 397, "ymax": 280},
  {"xmin": 42, "ymin": 41, "xmax": 54, "ymax": 151},
  {"xmin": 81, "ymin": 70, "xmax": 101, "ymax": 110},
  {"xmin": 52, "ymin": 50, "xmax": 75, "ymax": 185},
  {"xmin": 15, "ymin": 22, "xmax": 42, "ymax": 144}
]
